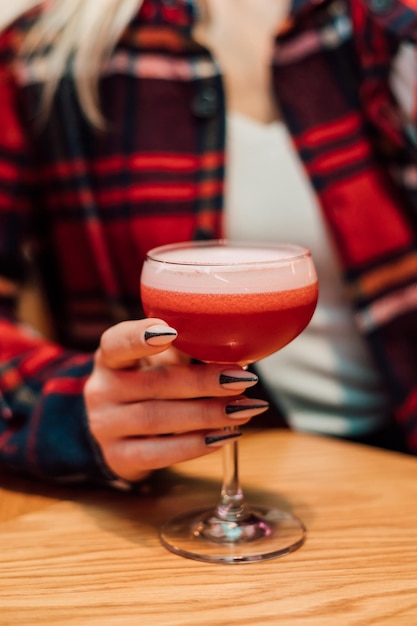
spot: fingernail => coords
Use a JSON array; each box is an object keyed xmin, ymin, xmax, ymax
[
  {"xmin": 219, "ymin": 369, "xmax": 258, "ymax": 390},
  {"xmin": 205, "ymin": 430, "xmax": 242, "ymax": 447},
  {"xmin": 144, "ymin": 324, "xmax": 178, "ymax": 346},
  {"xmin": 225, "ymin": 398, "xmax": 269, "ymax": 418}
]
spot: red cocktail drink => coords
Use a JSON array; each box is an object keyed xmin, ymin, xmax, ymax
[
  {"xmin": 140, "ymin": 240, "xmax": 318, "ymax": 564},
  {"xmin": 141, "ymin": 285, "xmax": 317, "ymax": 365},
  {"xmin": 141, "ymin": 242, "xmax": 318, "ymax": 366}
]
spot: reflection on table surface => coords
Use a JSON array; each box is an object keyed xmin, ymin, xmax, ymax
[{"xmin": 0, "ymin": 429, "xmax": 416, "ymax": 625}]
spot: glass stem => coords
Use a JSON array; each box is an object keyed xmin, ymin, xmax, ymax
[{"xmin": 215, "ymin": 428, "xmax": 249, "ymax": 522}]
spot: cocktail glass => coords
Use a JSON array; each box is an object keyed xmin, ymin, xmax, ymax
[{"xmin": 140, "ymin": 240, "xmax": 318, "ymax": 563}]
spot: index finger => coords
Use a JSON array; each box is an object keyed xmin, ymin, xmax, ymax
[{"xmin": 97, "ymin": 319, "xmax": 178, "ymax": 369}]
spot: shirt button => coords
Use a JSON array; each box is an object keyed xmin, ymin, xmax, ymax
[
  {"xmin": 368, "ymin": 0, "xmax": 393, "ymax": 13},
  {"xmin": 191, "ymin": 85, "xmax": 219, "ymax": 119}
]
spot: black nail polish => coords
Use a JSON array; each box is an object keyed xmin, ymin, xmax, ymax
[
  {"xmin": 225, "ymin": 402, "xmax": 269, "ymax": 415},
  {"xmin": 144, "ymin": 328, "xmax": 177, "ymax": 341},
  {"xmin": 219, "ymin": 373, "xmax": 258, "ymax": 385},
  {"xmin": 205, "ymin": 431, "xmax": 242, "ymax": 446}
]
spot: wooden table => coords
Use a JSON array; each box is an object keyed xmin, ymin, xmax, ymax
[{"xmin": 0, "ymin": 430, "xmax": 416, "ymax": 625}]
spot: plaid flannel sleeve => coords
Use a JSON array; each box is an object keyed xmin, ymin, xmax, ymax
[
  {"xmin": 0, "ymin": 39, "xmax": 120, "ymax": 487},
  {"xmin": 0, "ymin": 322, "xmax": 120, "ymax": 485}
]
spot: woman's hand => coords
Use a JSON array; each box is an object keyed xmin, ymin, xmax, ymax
[{"xmin": 84, "ymin": 318, "xmax": 268, "ymax": 482}]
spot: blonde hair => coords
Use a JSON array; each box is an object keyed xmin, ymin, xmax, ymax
[{"xmin": 1, "ymin": 0, "xmax": 143, "ymax": 126}]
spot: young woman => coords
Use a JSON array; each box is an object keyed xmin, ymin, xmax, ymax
[{"xmin": 0, "ymin": 0, "xmax": 416, "ymax": 488}]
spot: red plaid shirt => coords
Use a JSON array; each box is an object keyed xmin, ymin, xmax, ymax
[{"xmin": 1, "ymin": 0, "xmax": 417, "ymax": 484}]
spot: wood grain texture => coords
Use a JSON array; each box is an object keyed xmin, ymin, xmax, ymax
[{"xmin": 0, "ymin": 430, "xmax": 416, "ymax": 625}]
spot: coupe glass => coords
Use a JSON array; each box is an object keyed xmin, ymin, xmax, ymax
[{"xmin": 140, "ymin": 240, "xmax": 318, "ymax": 563}]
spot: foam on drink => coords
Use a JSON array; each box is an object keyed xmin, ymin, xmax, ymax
[{"xmin": 141, "ymin": 242, "xmax": 317, "ymax": 294}]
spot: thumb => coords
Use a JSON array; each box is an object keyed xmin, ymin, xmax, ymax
[{"xmin": 98, "ymin": 318, "xmax": 177, "ymax": 369}]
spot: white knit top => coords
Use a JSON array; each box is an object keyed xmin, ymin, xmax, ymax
[{"xmin": 224, "ymin": 113, "xmax": 389, "ymax": 437}]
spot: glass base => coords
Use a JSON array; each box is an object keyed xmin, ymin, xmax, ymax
[{"xmin": 160, "ymin": 506, "xmax": 306, "ymax": 564}]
